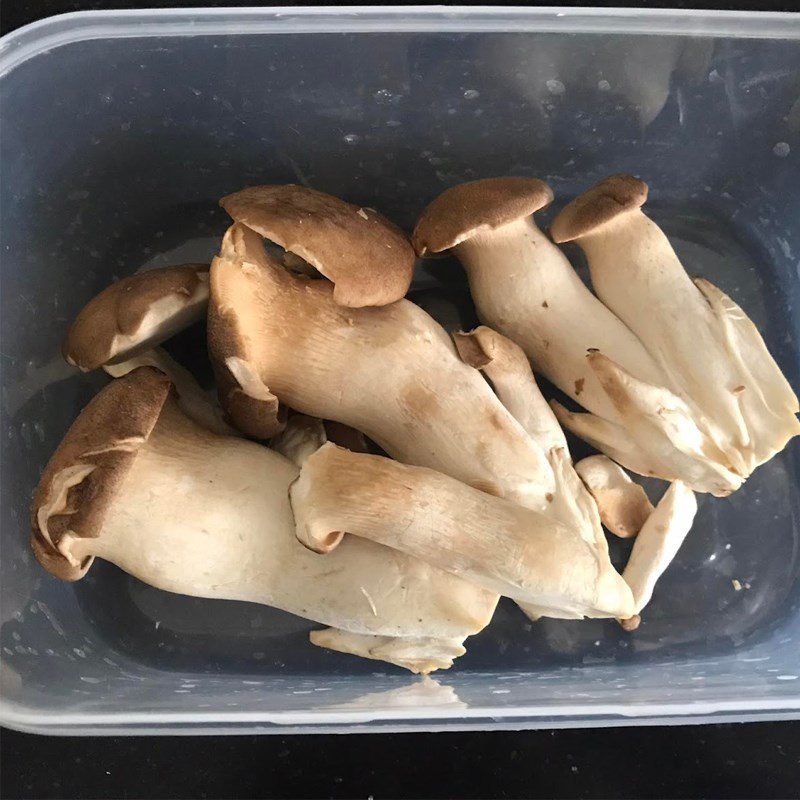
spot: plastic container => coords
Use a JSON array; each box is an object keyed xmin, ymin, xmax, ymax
[{"xmin": 1, "ymin": 7, "xmax": 799, "ymax": 735}]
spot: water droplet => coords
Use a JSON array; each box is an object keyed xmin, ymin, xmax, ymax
[
  {"xmin": 343, "ymin": 133, "xmax": 360, "ymax": 145},
  {"xmin": 773, "ymin": 142, "xmax": 790, "ymax": 157},
  {"xmin": 19, "ymin": 422, "xmax": 32, "ymax": 450},
  {"xmin": 373, "ymin": 89, "xmax": 393, "ymax": 102},
  {"xmin": 463, "ymin": 89, "xmax": 480, "ymax": 100},
  {"xmin": 546, "ymin": 79, "xmax": 566, "ymax": 96}
]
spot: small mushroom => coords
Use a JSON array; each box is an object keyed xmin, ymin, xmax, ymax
[
  {"xmin": 220, "ymin": 184, "xmax": 415, "ymax": 307},
  {"xmin": 63, "ymin": 264, "xmax": 209, "ymax": 371},
  {"xmin": 30, "ymin": 368, "xmax": 498, "ymax": 673},
  {"xmin": 552, "ymin": 174, "xmax": 800, "ymax": 484},
  {"xmin": 208, "ymin": 223, "xmax": 556, "ymax": 510},
  {"xmin": 574, "ymin": 455, "xmax": 654, "ymax": 538},
  {"xmin": 292, "ymin": 444, "xmax": 635, "ymax": 621},
  {"xmin": 412, "ymin": 177, "xmax": 665, "ymax": 422},
  {"xmin": 621, "ymin": 480, "xmax": 698, "ymax": 620}
]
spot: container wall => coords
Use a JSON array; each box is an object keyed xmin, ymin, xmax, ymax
[{"xmin": 1, "ymin": 10, "xmax": 798, "ymax": 732}]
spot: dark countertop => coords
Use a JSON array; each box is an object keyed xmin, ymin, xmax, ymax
[
  {"xmin": 2, "ymin": 2, "xmax": 799, "ymax": 799},
  {"xmin": 2, "ymin": 722, "xmax": 798, "ymax": 799}
]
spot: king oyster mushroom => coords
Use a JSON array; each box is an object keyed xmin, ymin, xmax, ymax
[
  {"xmin": 414, "ymin": 176, "xmax": 799, "ymax": 495},
  {"xmin": 220, "ymin": 184, "xmax": 415, "ymax": 308},
  {"xmin": 63, "ymin": 264, "xmax": 210, "ymax": 371},
  {"xmin": 551, "ymin": 174, "xmax": 800, "ymax": 482},
  {"xmin": 454, "ymin": 327, "xmax": 696, "ymax": 623},
  {"xmin": 62, "ymin": 264, "xmax": 234, "ymax": 436},
  {"xmin": 208, "ymin": 223, "xmax": 555, "ymax": 510},
  {"xmin": 30, "ymin": 368, "xmax": 498, "ymax": 673},
  {"xmin": 292, "ymin": 443, "xmax": 635, "ymax": 621},
  {"xmin": 210, "ymin": 224, "xmax": 654, "ymax": 621}
]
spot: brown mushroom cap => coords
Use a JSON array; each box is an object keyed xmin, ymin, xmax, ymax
[
  {"xmin": 412, "ymin": 177, "xmax": 554, "ymax": 256},
  {"xmin": 219, "ymin": 185, "xmax": 414, "ymax": 308},
  {"xmin": 550, "ymin": 174, "xmax": 648, "ymax": 243},
  {"xmin": 63, "ymin": 265, "xmax": 210, "ymax": 371},
  {"xmin": 30, "ymin": 368, "xmax": 171, "ymax": 581}
]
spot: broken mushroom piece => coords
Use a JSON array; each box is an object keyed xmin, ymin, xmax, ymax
[
  {"xmin": 412, "ymin": 177, "xmax": 666, "ymax": 423},
  {"xmin": 208, "ymin": 223, "xmax": 556, "ymax": 510},
  {"xmin": 63, "ymin": 264, "xmax": 209, "ymax": 371},
  {"xmin": 575, "ymin": 455, "xmax": 654, "ymax": 538},
  {"xmin": 220, "ymin": 184, "xmax": 415, "ymax": 307},
  {"xmin": 552, "ymin": 174, "xmax": 800, "ymax": 485},
  {"xmin": 292, "ymin": 444, "xmax": 635, "ymax": 620},
  {"xmin": 30, "ymin": 368, "xmax": 498, "ymax": 674},
  {"xmin": 621, "ymin": 480, "xmax": 698, "ymax": 624}
]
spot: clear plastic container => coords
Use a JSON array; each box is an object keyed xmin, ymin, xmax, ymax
[{"xmin": 1, "ymin": 7, "xmax": 799, "ymax": 735}]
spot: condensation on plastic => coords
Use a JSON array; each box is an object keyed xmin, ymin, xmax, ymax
[{"xmin": 1, "ymin": 8, "xmax": 799, "ymax": 735}]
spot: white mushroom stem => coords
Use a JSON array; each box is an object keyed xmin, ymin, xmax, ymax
[
  {"xmin": 62, "ymin": 399, "xmax": 498, "ymax": 670},
  {"xmin": 575, "ymin": 211, "xmax": 800, "ymax": 475},
  {"xmin": 235, "ymin": 411, "xmax": 469, "ymax": 673},
  {"xmin": 453, "ymin": 326, "xmax": 566, "ymax": 454},
  {"xmin": 292, "ymin": 444, "xmax": 635, "ymax": 620},
  {"xmin": 622, "ymin": 481, "xmax": 698, "ymax": 616},
  {"xmin": 575, "ymin": 455, "xmax": 654, "ymax": 538},
  {"xmin": 210, "ymin": 224, "xmax": 556, "ymax": 510},
  {"xmin": 694, "ymin": 278, "xmax": 800, "ymax": 467},
  {"xmin": 104, "ymin": 348, "xmax": 236, "ymax": 436},
  {"xmin": 453, "ymin": 327, "xmax": 620, "ymax": 621},
  {"xmin": 454, "ymin": 329, "xmax": 605, "ymax": 548},
  {"xmin": 452, "ymin": 216, "xmax": 665, "ymax": 421},
  {"xmin": 553, "ymin": 353, "xmax": 745, "ymax": 497}
]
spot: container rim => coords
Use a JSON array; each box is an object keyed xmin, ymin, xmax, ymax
[
  {"xmin": 2, "ymin": 5, "xmax": 800, "ymax": 78},
  {"xmin": 2, "ymin": 3, "xmax": 799, "ymax": 736},
  {"xmin": 2, "ymin": 694, "xmax": 800, "ymax": 736}
]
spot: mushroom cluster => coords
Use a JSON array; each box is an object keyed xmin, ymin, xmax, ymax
[
  {"xmin": 30, "ymin": 178, "xmax": 797, "ymax": 673},
  {"xmin": 414, "ymin": 175, "xmax": 799, "ymax": 497}
]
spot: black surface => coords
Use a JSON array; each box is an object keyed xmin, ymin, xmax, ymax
[
  {"xmin": 2, "ymin": 2, "xmax": 799, "ymax": 799},
  {"xmin": 2, "ymin": 722, "xmax": 799, "ymax": 800}
]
